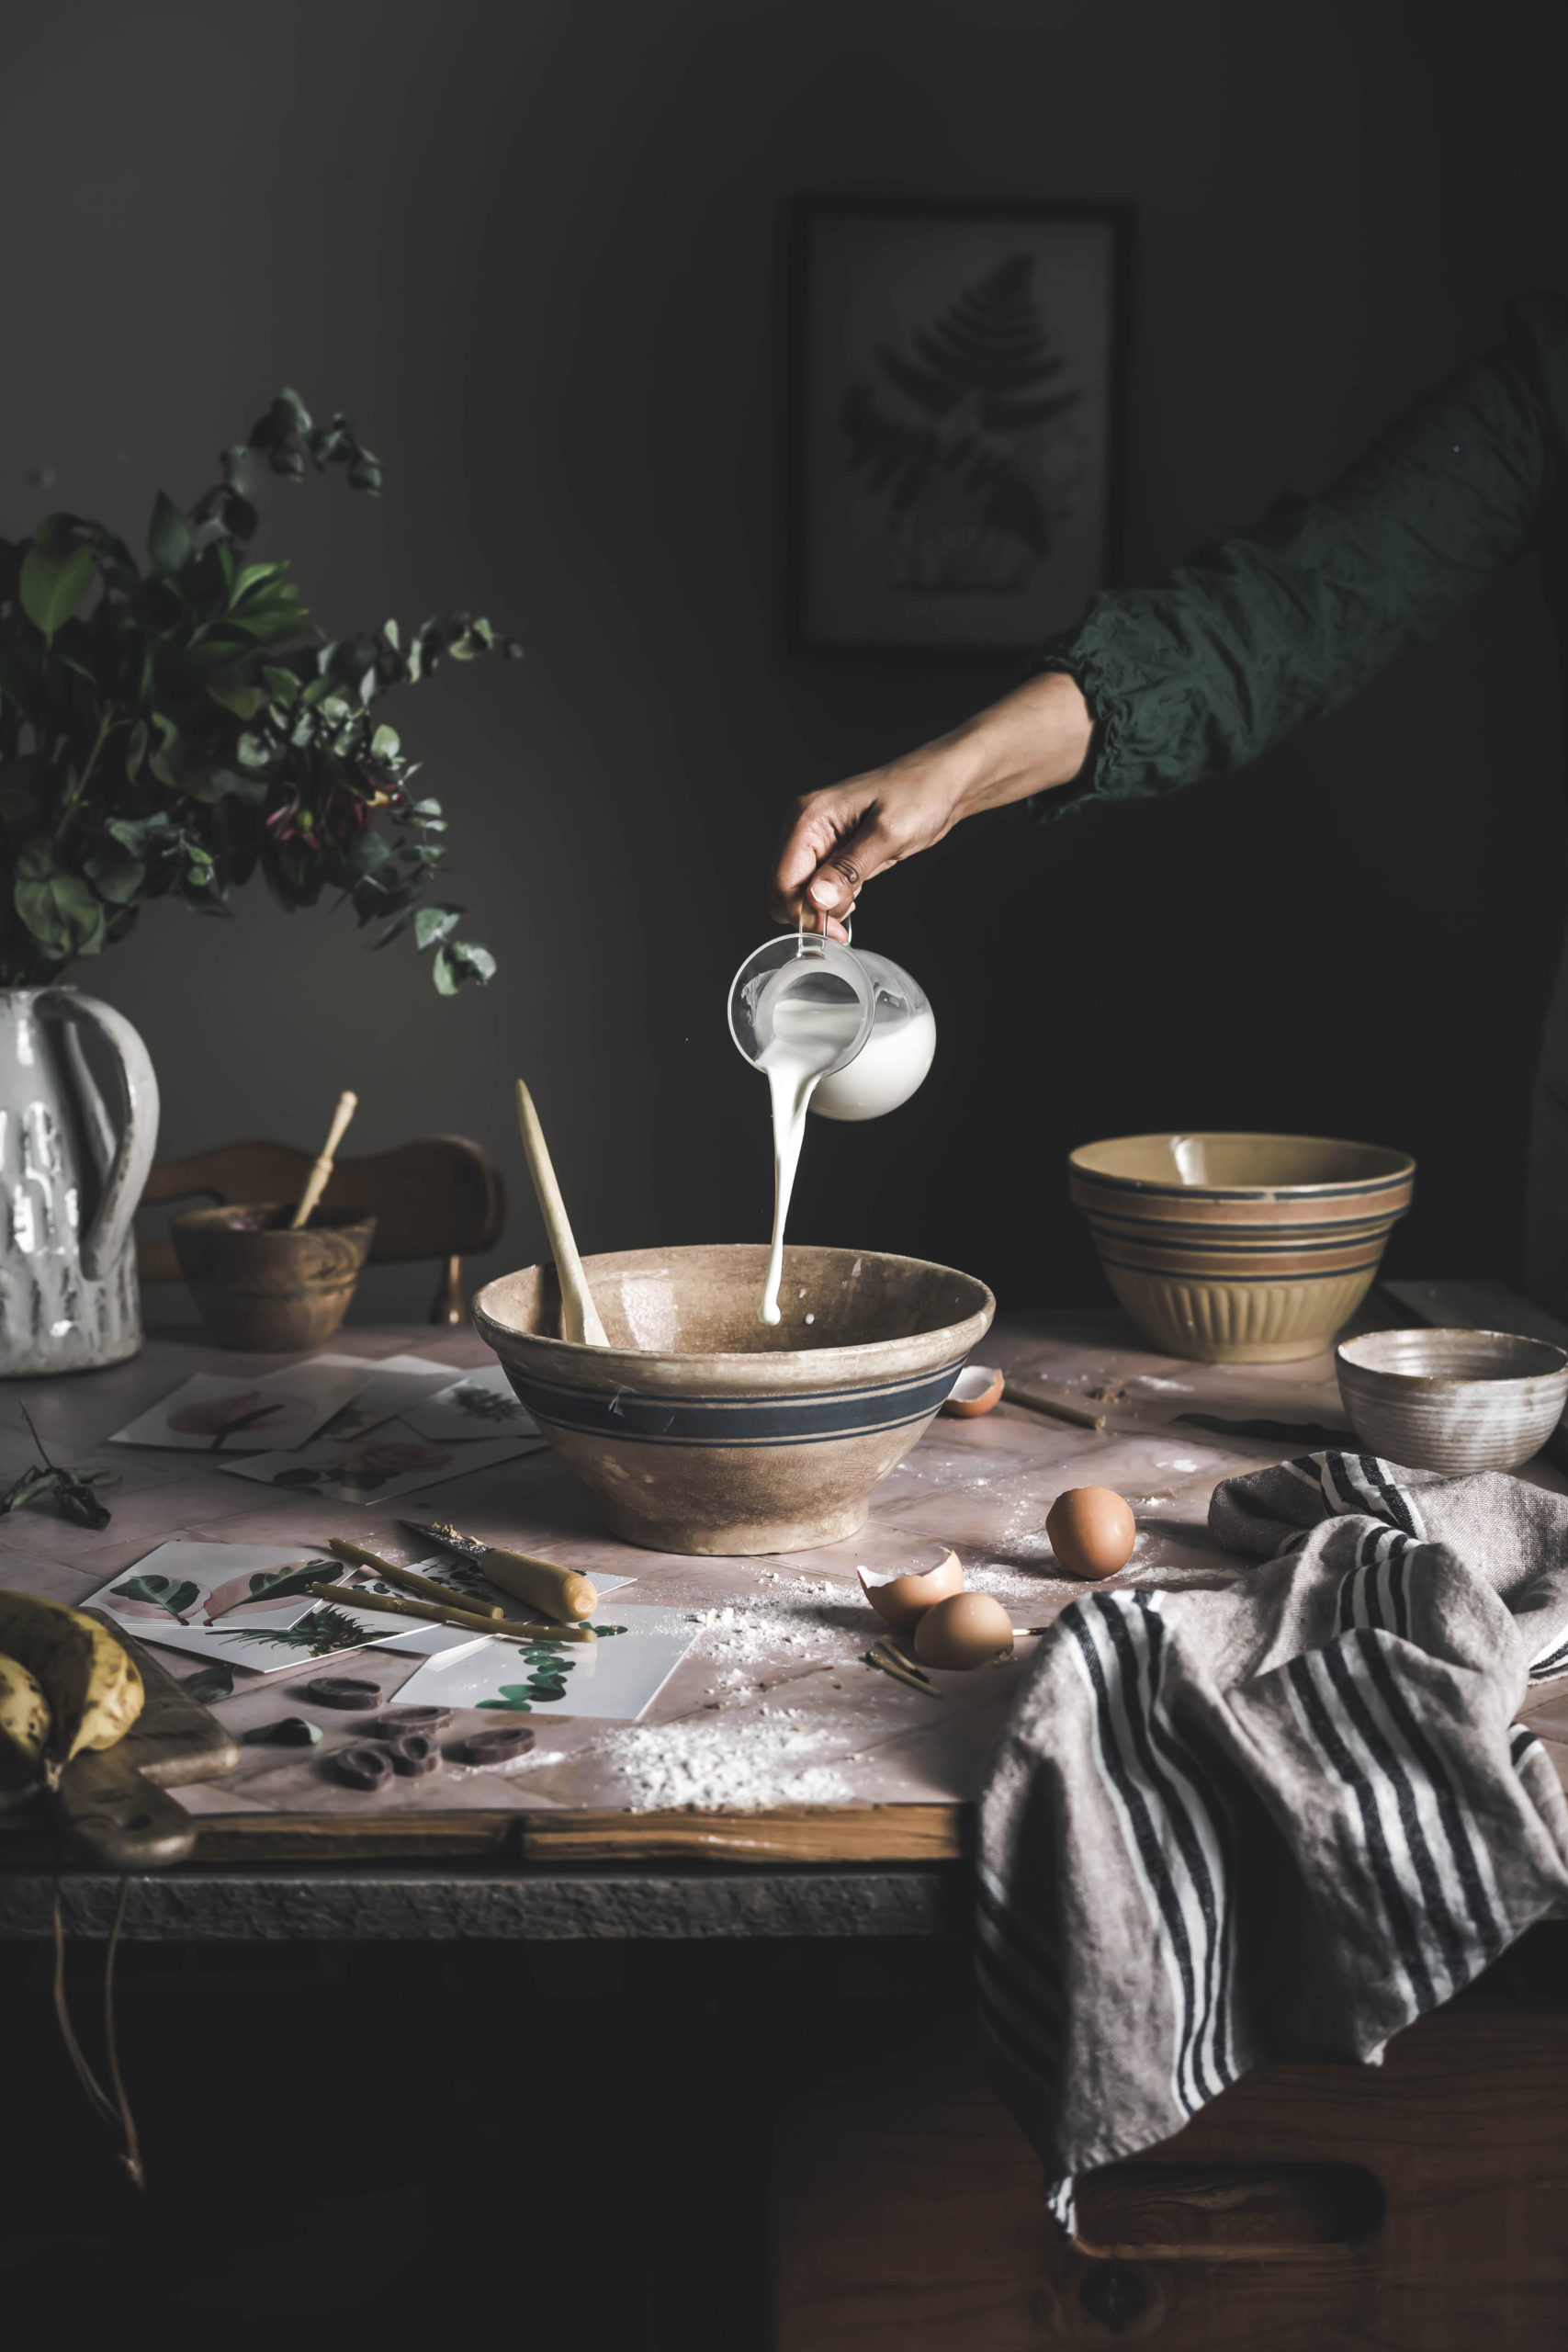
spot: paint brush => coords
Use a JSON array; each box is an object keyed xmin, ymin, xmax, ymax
[
  {"xmin": 1001, "ymin": 1381, "xmax": 1106, "ymax": 1432},
  {"xmin": 304, "ymin": 1582, "xmax": 596, "ymax": 1644},
  {"xmin": 325, "ymin": 1537, "xmax": 503, "ymax": 1619}
]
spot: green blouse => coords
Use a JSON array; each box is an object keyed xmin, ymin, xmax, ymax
[{"xmin": 1040, "ymin": 292, "xmax": 1568, "ymax": 815}]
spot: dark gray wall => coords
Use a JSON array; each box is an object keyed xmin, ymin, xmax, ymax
[{"xmin": 2, "ymin": 0, "xmax": 1563, "ymax": 1320}]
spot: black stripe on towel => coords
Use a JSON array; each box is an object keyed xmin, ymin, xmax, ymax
[
  {"xmin": 1322, "ymin": 1642, "xmax": 1473, "ymax": 1992},
  {"xmin": 1353, "ymin": 1631, "xmax": 1504, "ymax": 1967},
  {"xmin": 1286, "ymin": 1653, "xmax": 1438, "ymax": 2011},
  {"xmin": 1065, "ymin": 1602, "xmax": 1209, "ymax": 2109}
]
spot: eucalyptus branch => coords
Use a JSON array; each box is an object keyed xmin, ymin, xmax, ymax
[{"xmin": 0, "ymin": 389, "xmax": 519, "ymax": 991}]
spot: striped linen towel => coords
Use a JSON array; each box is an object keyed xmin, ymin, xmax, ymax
[{"xmin": 976, "ymin": 1449, "xmax": 1568, "ymax": 2235}]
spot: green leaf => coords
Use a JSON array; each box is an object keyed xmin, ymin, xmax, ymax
[
  {"xmin": 181, "ymin": 1662, "xmax": 235, "ymax": 1704},
  {"xmin": 146, "ymin": 712, "xmax": 183, "ymax": 789},
  {"xmin": 262, "ymin": 664, "xmax": 299, "ymax": 706},
  {"xmin": 148, "ymin": 491, "xmax": 194, "ymax": 576},
  {"xmin": 207, "ymin": 676, "xmax": 265, "ymax": 719},
  {"xmin": 235, "ymin": 731, "xmax": 273, "ymax": 771},
  {"xmin": 413, "ymin": 903, "xmax": 463, "ymax": 951},
  {"xmin": 108, "ymin": 1573, "xmax": 201, "ymax": 1618},
  {"xmin": 371, "ymin": 723, "xmax": 400, "ymax": 759},
  {"xmin": 433, "ymin": 938, "xmax": 496, "ymax": 993},
  {"xmin": 18, "ymin": 533, "xmax": 96, "ymax": 640},
  {"xmin": 84, "ymin": 835, "xmax": 146, "ymax": 905},
  {"xmin": 13, "ymin": 840, "xmax": 107, "ymax": 961},
  {"xmin": 243, "ymin": 1715, "xmax": 323, "ymax": 1747},
  {"xmin": 208, "ymin": 766, "xmax": 268, "ymax": 803}
]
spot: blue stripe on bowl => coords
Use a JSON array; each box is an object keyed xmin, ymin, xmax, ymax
[{"xmin": 504, "ymin": 1361, "xmax": 967, "ymax": 1448}]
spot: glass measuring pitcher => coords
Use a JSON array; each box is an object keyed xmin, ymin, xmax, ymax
[{"xmin": 728, "ymin": 932, "xmax": 935, "ymax": 1122}]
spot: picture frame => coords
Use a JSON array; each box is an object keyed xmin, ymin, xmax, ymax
[{"xmin": 787, "ymin": 197, "xmax": 1133, "ymax": 661}]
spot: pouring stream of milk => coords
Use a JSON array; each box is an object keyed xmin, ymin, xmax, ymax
[{"xmin": 757, "ymin": 995, "xmax": 865, "ymax": 1324}]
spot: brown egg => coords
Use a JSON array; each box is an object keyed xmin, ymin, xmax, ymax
[
  {"xmin": 913, "ymin": 1590, "xmax": 1015, "ymax": 1670},
  {"xmin": 860, "ymin": 1551, "xmax": 964, "ymax": 1632},
  {"xmin": 941, "ymin": 1363, "xmax": 1004, "ymax": 1419},
  {"xmin": 1045, "ymin": 1486, "xmax": 1136, "ymax": 1580}
]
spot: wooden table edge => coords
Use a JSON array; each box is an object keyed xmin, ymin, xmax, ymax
[{"xmin": 168, "ymin": 1801, "xmax": 971, "ymax": 1866}]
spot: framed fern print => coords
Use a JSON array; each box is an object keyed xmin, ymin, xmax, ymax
[{"xmin": 788, "ymin": 198, "xmax": 1131, "ymax": 657}]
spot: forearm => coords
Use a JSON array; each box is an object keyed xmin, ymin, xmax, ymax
[{"xmin": 897, "ymin": 670, "xmax": 1095, "ymax": 819}]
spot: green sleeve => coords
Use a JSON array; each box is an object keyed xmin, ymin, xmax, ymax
[{"xmin": 1039, "ymin": 292, "xmax": 1568, "ymax": 816}]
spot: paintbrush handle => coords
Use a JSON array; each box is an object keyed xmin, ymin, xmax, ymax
[
  {"xmin": 291, "ymin": 1090, "xmax": 358, "ymax": 1230},
  {"xmin": 307, "ymin": 1582, "xmax": 595, "ymax": 1644},
  {"xmin": 1001, "ymin": 1381, "xmax": 1105, "ymax": 1432},
  {"xmin": 326, "ymin": 1538, "xmax": 502, "ymax": 1619},
  {"xmin": 514, "ymin": 1080, "xmax": 609, "ymax": 1347}
]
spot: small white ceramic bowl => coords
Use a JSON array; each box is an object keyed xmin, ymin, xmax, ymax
[{"xmin": 1336, "ymin": 1328, "xmax": 1568, "ymax": 1475}]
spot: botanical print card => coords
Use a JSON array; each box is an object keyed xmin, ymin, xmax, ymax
[
  {"xmin": 109, "ymin": 1360, "xmax": 373, "ymax": 1453},
  {"xmin": 401, "ymin": 1364, "xmax": 538, "ymax": 1442},
  {"xmin": 312, "ymin": 1354, "xmax": 462, "ymax": 1443},
  {"xmin": 88, "ymin": 1541, "xmax": 338, "ymax": 1632},
  {"xmin": 219, "ymin": 1420, "xmax": 542, "ymax": 1503},
  {"xmin": 88, "ymin": 1544, "xmax": 494, "ymax": 1675},
  {"xmin": 391, "ymin": 1607, "xmax": 697, "ymax": 1721}
]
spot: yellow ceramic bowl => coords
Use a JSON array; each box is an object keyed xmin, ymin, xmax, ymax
[{"xmin": 1068, "ymin": 1132, "xmax": 1416, "ymax": 1363}]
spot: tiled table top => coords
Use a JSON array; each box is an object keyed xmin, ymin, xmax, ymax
[{"xmin": 4, "ymin": 1306, "xmax": 1565, "ymax": 1867}]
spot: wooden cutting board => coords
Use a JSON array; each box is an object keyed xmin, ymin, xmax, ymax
[{"xmin": 42, "ymin": 1613, "xmax": 242, "ymax": 1870}]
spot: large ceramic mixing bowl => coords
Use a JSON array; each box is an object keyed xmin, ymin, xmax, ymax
[
  {"xmin": 1068, "ymin": 1131, "xmax": 1416, "ymax": 1363},
  {"xmin": 472, "ymin": 1243, "xmax": 994, "ymax": 1554}
]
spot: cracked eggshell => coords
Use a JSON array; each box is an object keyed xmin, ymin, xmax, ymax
[
  {"xmin": 913, "ymin": 1590, "xmax": 1015, "ymax": 1670},
  {"xmin": 859, "ymin": 1549, "xmax": 964, "ymax": 1632},
  {"xmin": 942, "ymin": 1363, "xmax": 1004, "ymax": 1418}
]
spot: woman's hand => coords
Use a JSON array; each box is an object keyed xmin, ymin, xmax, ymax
[{"xmin": 769, "ymin": 669, "xmax": 1094, "ymax": 933}]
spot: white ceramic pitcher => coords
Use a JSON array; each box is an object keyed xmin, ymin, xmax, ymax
[{"xmin": 0, "ymin": 988, "xmax": 160, "ymax": 1375}]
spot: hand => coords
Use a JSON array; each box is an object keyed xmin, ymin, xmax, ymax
[{"xmin": 768, "ymin": 670, "xmax": 1094, "ymax": 933}]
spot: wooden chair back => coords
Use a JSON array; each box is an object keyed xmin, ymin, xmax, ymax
[{"xmin": 138, "ymin": 1135, "xmax": 506, "ymax": 1323}]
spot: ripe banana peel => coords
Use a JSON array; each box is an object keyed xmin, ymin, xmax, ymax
[
  {"xmin": 0, "ymin": 1649, "xmax": 51, "ymax": 1790},
  {"xmin": 0, "ymin": 1592, "xmax": 142, "ymax": 1784}
]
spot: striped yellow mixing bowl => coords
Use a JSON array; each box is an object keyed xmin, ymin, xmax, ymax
[{"xmin": 1068, "ymin": 1132, "xmax": 1416, "ymax": 1363}]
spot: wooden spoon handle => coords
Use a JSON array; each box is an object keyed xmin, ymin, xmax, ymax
[
  {"xmin": 514, "ymin": 1080, "xmax": 609, "ymax": 1347},
  {"xmin": 291, "ymin": 1089, "xmax": 358, "ymax": 1230}
]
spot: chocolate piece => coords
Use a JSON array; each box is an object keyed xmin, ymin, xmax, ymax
[
  {"xmin": 369, "ymin": 1706, "xmax": 453, "ymax": 1738},
  {"xmin": 385, "ymin": 1733, "xmax": 440, "ymax": 1777},
  {"xmin": 304, "ymin": 1676, "xmax": 381, "ymax": 1711},
  {"xmin": 449, "ymin": 1724, "xmax": 536, "ymax": 1767},
  {"xmin": 329, "ymin": 1744, "xmax": 395, "ymax": 1791}
]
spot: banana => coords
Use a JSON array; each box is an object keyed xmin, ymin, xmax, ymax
[
  {"xmin": 0, "ymin": 1649, "xmax": 51, "ymax": 1791},
  {"xmin": 0, "ymin": 1592, "xmax": 143, "ymax": 1782}
]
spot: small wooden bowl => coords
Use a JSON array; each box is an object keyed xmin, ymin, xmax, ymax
[{"xmin": 172, "ymin": 1203, "xmax": 376, "ymax": 1352}]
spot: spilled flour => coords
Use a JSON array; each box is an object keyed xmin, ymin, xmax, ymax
[{"xmin": 606, "ymin": 1716, "xmax": 856, "ymax": 1810}]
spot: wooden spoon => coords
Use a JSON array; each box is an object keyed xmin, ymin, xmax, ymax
[
  {"xmin": 290, "ymin": 1090, "xmax": 358, "ymax": 1229},
  {"xmin": 514, "ymin": 1080, "xmax": 609, "ymax": 1347}
]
